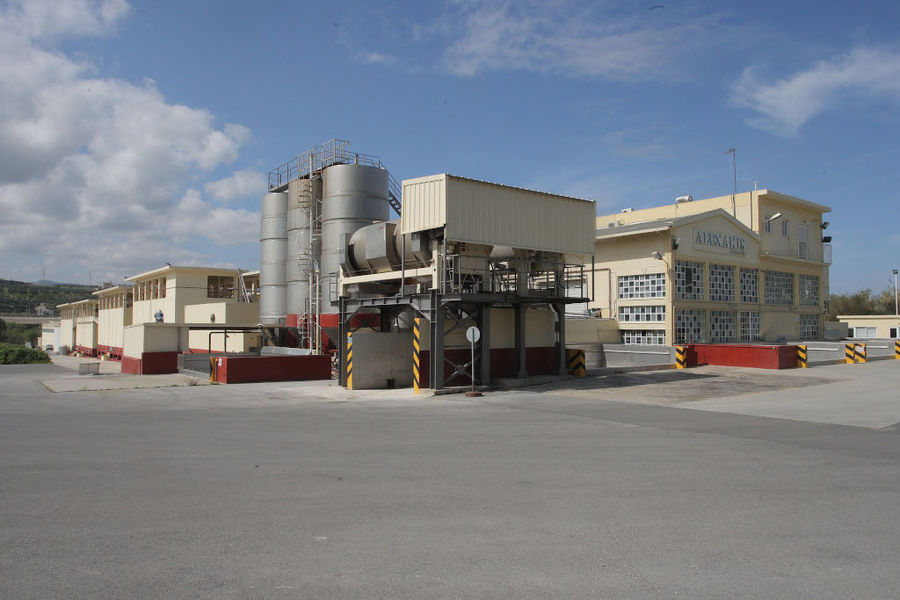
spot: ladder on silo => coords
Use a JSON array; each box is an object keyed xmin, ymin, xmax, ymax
[{"xmin": 297, "ymin": 154, "xmax": 323, "ymax": 353}]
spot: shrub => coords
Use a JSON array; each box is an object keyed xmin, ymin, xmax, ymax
[{"xmin": 0, "ymin": 342, "xmax": 51, "ymax": 365}]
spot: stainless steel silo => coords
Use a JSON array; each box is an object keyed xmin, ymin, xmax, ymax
[
  {"xmin": 285, "ymin": 178, "xmax": 321, "ymax": 326},
  {"xmin": 259, "ymin": 191, "xmax": 288, "ymax": 325},
  {"xmin": 320, "ymin": 164, "xmax": 389, "ymax": 311}
]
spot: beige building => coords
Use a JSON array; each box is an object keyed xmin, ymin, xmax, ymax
[
  {"xmin": 836, "ymin": 315, "xmax": 900, "ymax": 339},
  {"xmin": 123, "ymin": 265, "xmax": 260, "ymax": 360},
  {"xmin": 588, "ymin": 190, "xmax": 832, "ymax": 344},
  {"xmin": 57, "ymin": 303, "xmax": 76, "ymax": 351},
  {"xmin": 126, "ymin": 265, "xmax": 251, "ymax": 324},
  {"xmin": 63, "ymin": 298, "xmax": 99, "ymax": 356},
  {"xmin": 93, "ymin": 284, "xmax": 134, "ymax": 358}
]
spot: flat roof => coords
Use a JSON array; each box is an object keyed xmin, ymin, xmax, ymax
[
  {"xmin": 596, "ymin": 209, "xmax": 758, "ymax": 240},
  {"xmin": 92, "ymin": 284, "xmax": 133, "ymax": 296},
  {"xmin": 403, "ymin": 173, "xmax": 595, "ymax": 206},
  {"xmin": 127, "ymin": 265, "xmax": 246, "ymax": 282}
]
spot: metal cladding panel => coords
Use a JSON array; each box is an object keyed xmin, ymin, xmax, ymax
[
  {"xmin": 443, "ymin": 176, "xmax": 595, "ymax": 255},
  {"xmin": 400, "ymin": 174, "xmax": 447, "ymax": 234}
]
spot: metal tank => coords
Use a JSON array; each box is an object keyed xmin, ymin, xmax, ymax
[
  {"xmin": 320, "ymin": 164, "xmax": 389, "ymax": 309},
  {"xmin": 285, "ymin": 178, "xmax": 321, "ymax": 326},
  {"xmin": 258, "ymin": 191, "xmax": 288, "ymax": 325}
]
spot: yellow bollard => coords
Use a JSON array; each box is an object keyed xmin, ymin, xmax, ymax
[
  {"xmin": 894, "ymin": 340, "xmax": 900, "ymax": 360},
  {"xmin": 413, "ymin": 318, "xmax": 421, "ymax": 393},
  {"xmin": 854, "ymin": 343, "xmax": 867, "ymax": 364},
  {"xmin": 675, "ymin": 345, "xmax": 687, "ymax": 369},
  {"xmin": 796, "ymin": 344, "xmax": 807, "ymax": 368},
  {"xmin": 346, "ymin": 332, "xmax": 353, "ymax": 390},
  {"xmin": 566, "ymin": 349, "xmax": 586, "ymax": 377},
  {"xmin": 845, "ymin": 343, "xmax": 856, "ymax": 364}
]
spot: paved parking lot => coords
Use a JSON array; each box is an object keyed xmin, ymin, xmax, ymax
[{"xmin": 2, "ymin": 360, "xmax": 899, "ymax": 599}]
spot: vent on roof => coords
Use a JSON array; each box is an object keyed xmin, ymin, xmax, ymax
[
  {"xmin": 675, "ymin": 195, "xmax": 693, "ymax": 203},
  {"xmin": 621, "ymin": 208, "xmax": 633, "ymax": 213}
]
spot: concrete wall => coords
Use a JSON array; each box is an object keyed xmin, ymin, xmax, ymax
[
  {"xmin": 349, "ymin": 332, "xmax": 413, "ymax": 389},
  {"xmin": 566, "ymin": 318, "xmax": 620, "ymax": 344},
  {"xmin": 59, "ymin": 318, "xmax": 75, "ymax": 349},
  {"xmin": 123, "ymin": 323, "xmax": 186, "ymax": 358},
  {"xmin": 75, "ymin": 319, "xmax": 97, "ymax": 350},
  {"xmin": 97, "ymin": 306, "xmax": 130, "ymax": 350},
  {"xmin": 184, "ymin": 301, "xmax": 261, "ymax": 352}
]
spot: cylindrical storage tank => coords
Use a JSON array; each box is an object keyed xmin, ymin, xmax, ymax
[
  {"xmin": 259, "ymin": 191, "xmax": 288, "ymax": 325},
  {"xmin": 285, "ymin": 178, "xmax": 321, "ymax": 326},
  {"xmin": 320, "ymin": 164, "xmax": 389, "ymax": 310}
]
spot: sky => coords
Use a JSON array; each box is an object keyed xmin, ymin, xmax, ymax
[{"xmin": 1, "ymin": 0, "xmax": 899, "ymax": 293}]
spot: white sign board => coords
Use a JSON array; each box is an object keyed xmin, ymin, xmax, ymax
[{"xmin": 466, "ymin": 326, "xmax": 481, "ymax": 343}]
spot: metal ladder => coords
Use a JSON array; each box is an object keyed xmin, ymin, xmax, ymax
[{"xmin": 236, "ymin": 270, "xmax": 250, "ymax": 303}]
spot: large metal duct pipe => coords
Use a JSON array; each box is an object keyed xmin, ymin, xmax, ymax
[{"xmin": 259, "ymin": 191, "xmax": 288, "ymax": 325}]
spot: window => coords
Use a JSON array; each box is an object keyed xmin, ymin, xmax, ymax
[
  {"xmin": 709, "ymin": 311, "xmax": 737, "ymax": 343},
  {"xmin": 764, "ymin": 271, "xmax": 793, "ymax": 305},
  {"xmin": 764, "ymin": 216, "xmax": 772, "ymax": 233},
  {"xmin": 160, "ymin": 277, "xmax": 167, "ymax": 298},
  {"xmin": 675, "ymin": 309, "xmax": 704, "ymax": 343},
  {"xmin": 738, "ymin": 311, "xmax": 760, "ymax": 341},
  {"xmin": 782, "ymin": 219, "xmax": 789, "ymax": 236},
  {"xmin": 675, "ymin": 261, "xmax": 704, "ymax": 300},
  {"xmin": 800, "ymin": 314, "xmax": 819, "ymax": 339},
  {"xmin": 618, "ymin": 273, "xmax": 666, "ymax": 299},
  {"xmin": 799, "ymin": 274, "xmax": 819, "ymax": 306},
  {"xmin": 622, "ymin": 329, "xmax": 666, "ymax": 345},
  {"xmin": 798, "ymin": 225, "xmax": 809, "ymax": 259},
  {"xmin": 740, "ymin": 268, "xmax": 758, "ymax": 303},
  {"xmin": 619, "ymin": 305, "xmax": 666, "ymax": 323},
  {"xmin": 853, "ymin": 327, "xmax": 876, "ymax": 339},
  {"xmin": 207, "ymin": 275, "xmax": 234, "ymax": 298},
  {"xmin": 709, "ymin": 264, "xmax": 735, "ymax": 302}
]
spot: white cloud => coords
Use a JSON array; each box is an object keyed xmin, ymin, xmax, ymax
[
  {"xmin": 0, "ymin": 0, "xmax": 260, "ymax": 281},
  {"xmin": 438, "ymin": 0, "xmax": 720, "ymax": 80},
  {"xmin": 732, "ymin": 46, "xmax": 900, "ymax": 136},
  {"xmin": 204, "ymin": 169, "xmax": 266, "ymax": 203},
  {"xmin": 1, "ymin": 0, "xmax": 129, "ymax": 41}
]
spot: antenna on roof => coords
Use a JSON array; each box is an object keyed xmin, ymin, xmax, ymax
[{"xmin": 724, "ymin": 147, "xmax": 737, "ymax": 217}]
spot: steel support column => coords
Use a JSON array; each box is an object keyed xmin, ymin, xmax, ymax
[
  {"xmin": 553, "ymin": 303, "xmax": 567, "ymax": 375},
  {"xmin": 514, "ymin": 302, "xmax": 527, "ymax": 378},
  {"xmin": 431, "ymin": 292, "xmax": 445, "ymax": 390},
  {"xmin": 479, "ymin": 304, "xmax": 491, "ymax": 387}
]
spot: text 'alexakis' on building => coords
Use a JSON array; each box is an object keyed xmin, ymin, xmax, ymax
[{"xmin": 587, "ymin": 189, "xmax": 832, "ymax": 345}]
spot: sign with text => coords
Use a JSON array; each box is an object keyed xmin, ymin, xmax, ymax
[{"xmin": 693, "ymin": 228, "xmax": 746, "ymax": 254}]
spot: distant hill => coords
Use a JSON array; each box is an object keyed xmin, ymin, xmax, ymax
[{"xmin": 0, "ymin": 279, "xmax": 98, "ymax": 315}]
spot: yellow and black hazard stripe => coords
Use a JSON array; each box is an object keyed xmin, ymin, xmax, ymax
[
  {"xmin": 566, "ymin": 349, "xmax": 586, "ymax": 377},
  {"xmin": 895, "ymin": 340, "xmax": 900, "ymax": 360},
  {"xmin": 346, "ymin": 332, "xmax": 353, "ymax": 389},
  {"xmin": 413, "ymin": 318, "xmax": 421, "ymax": 393},
  {"xmin": 796, "ymin": 344, "xmax": 808, "ymax": 368},
  {"xmin": 854, "ymin": 343, "xmax": 867, "ymax": 364},
  {"xmin": 845, "ymin": 343, "xmax": 855, "ymax": 364},
  {"xmin": 675, "ymin": 345, "xmax": 687, "ymax": 369}
]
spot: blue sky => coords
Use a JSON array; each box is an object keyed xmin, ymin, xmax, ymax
[{"xmin": 1, "ymin": 0, "xmax": 899, "ymax": 293}]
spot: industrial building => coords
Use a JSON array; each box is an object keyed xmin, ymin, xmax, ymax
[
  {"xmin": 587, "ymin": 190, "xmax": 832, "ymax": 345},
  {"xmin": 259, "ymin": 140, "xmax": 595, "ymax": 390},
  {"xmin": 45, "ymin": 137, "xmax": 838, "ymax": 386}
]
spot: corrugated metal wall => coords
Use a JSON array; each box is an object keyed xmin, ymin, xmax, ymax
[
  {"xmin": 400, "ymin": 174, "xmax": 447, "ymax": 234},
  {"xmin": 401, "ymin": 174, "xmax": 594, "ymax": 255}
]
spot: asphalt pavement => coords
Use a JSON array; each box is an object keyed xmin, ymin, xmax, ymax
[{"xmin": 1, "ymin": 361, "xmax": 899, "ymax": 599}]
